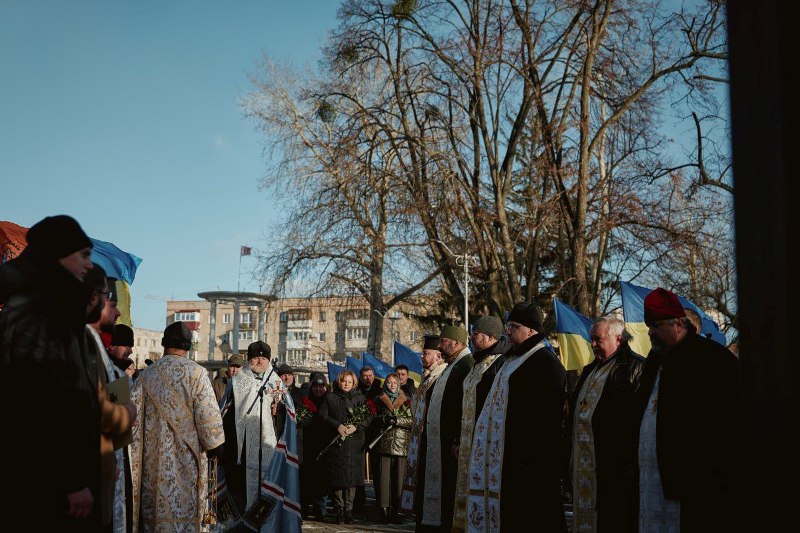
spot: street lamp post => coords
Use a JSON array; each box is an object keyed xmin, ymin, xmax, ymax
[
  {"xmin": 434, "ymin": 240, "xmax": 479, "ymax": 333},
  {"xmin": 389, "ymin": 311, "xmax": 401, "ymax": 366}
]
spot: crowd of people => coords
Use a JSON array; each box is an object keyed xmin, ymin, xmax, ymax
[{"xmin": 0, "ymin": 214, "xmax": 740, "ymax": 532}]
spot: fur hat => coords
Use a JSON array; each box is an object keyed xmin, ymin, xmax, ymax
[
  {"xmin": 227, "ymin": 354, "xmax": 245, "ymax": 367},
  {"xmin": 644, "ymin": 288, "xmax": 686, "ymax": 324},
  {"xmin": 161, "ymin": 321, "xmax": 193, "ymax": 351}
]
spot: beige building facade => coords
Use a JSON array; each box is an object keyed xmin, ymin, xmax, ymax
[{"xmin": 164, "ymin": 295, "xmax": 434, "ymax": 368}]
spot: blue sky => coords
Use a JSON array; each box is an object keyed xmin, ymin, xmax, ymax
[{"xmin": 1, "ymin": 1, "xmax": 340, "ymax": 330}]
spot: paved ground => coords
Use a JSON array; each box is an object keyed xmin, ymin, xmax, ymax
[{"xmin": 300, "ymin": 483, "xmax": 574, "ymax": 532}]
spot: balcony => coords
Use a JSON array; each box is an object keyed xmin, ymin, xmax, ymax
[
  {"xmin": 287, "ymin": 319, "xmax": 312, "ymax": 330},
  {"xmin": 346, "ymin": 319, "xmax": 370, "ymax": 328},
  {"xmin": 345, "ymin": 337, "xmax": 368, "ymax": 349},
  {"xmin": 286, "ymin": 339, "xmax": 309, "ymax": 350}
]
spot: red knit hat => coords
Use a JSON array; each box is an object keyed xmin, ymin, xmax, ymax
[{"xmin": 644, "ymin": 288, "xmax": 686, "ymax": 325}]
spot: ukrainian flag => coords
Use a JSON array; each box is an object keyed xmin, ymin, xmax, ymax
[
  {"xmin": 326, "ymin": 361, "xmax": 344, "ymax": 384},
  {"xmin": 345, "ymin": 356, "xmax": 363, "ymax": 374},
  {"xmin": 553, "ymin": 298, "xmax": 595, "ymax": 371},
  {"xmin": 620, "ymin": 281, "xmax": 727, "ymax": 356},
  {"xmin": 89, "ymin": 238, "xmax": 142, "ymax": 328},
  {"xmin": 362, "ymin": 352, "xmax": 395, "ymax": 379},
  {"xmin": 393, "ymin": 341, "xmax": 423, "ymax": 386}
]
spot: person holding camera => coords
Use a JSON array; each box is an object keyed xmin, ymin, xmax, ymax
[{"xmin": 372, "ymin": 373, "xmax": 413, "ymax": 524}]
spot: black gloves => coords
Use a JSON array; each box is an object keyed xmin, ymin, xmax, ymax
[{"xmin": 383, "ymin": 415, "xmax": 398, "ymax": 429}]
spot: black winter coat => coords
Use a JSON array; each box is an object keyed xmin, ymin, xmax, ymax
[
  {"xmin": 567, "ymin": 343, "xmax": 644, "ymax": 533},
  {"xmin": 0, "ymin": 247, "xmax": 99, "ymax": 528},
  {"xmin": 301, "ymin": 391, "xmax": 330, "ymax": 502},
  {"xmin": 318, "ymin": 387, "xmax": 374, "ymax": 488},
  {"xmin": 635, "ymin": 332, "xmax": 738, "ymax": 531},
  {"xmin": 499, "ymin": 334, "xmax": 567, "ymax": 532}
]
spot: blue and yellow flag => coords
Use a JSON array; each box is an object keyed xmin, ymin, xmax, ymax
[
  {"xmin": 553, "ymin": 298, "xmax": 594, "ymax": 371},
  {"xmin": 345, "ymin": 356, "xmax": 363, "ymax": 374},
  {"xmin": 362, "ymin": 352, "xmax": 395, "ymax": 379},
  {"xmin": 393, "ymin": 341, "xmax": 423, "ymax": 386},
  {"xmin": 326, "ymin": 361, "xmax": 344, "ymax": 384},
  {"xmin": 620, "ymin": 281, "xmax": 726, "ymax": 356}
]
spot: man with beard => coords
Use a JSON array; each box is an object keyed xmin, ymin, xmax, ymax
[
  {"xmin": 0, "ymin": 215, "xmax": 100, "ymax": 528},
  {"xmin": 85, "ymin": 265, "xmax": 138, "ymax": 532},
  {"xmin": 636, "ymin": 288, "xmax": 738, "ymax": 532},
  {"xmin": 400, "ymin": 335, "xmax": 447, "ymax": 516},
  {"xmin": 219, "ymin": 341, "xmax": 284, "ymax": 516},
  {"xmin": 568, "ymin": 316, "xmax": 644, "ymax": 533},
  {"xmin": 109, "ymin": 324, "xmax": 134, "ymax": 364},
  {"xmin": 468, "ymin": 302, "xmax": 567, "ymax": 532},
  {"xmin": 355, "ymin": 365, "xmax": 383, "ymax": 515},
  {"xmin": 130, "ymin": 321, "xmax": 224, "ymax": 532},
  {"xmin": 418, "ymin": 325, "xmax": 473, "ymax": 532},
  {"xmin": 452, "ymin": 316, "xmax": 511, "ymax": 532}
]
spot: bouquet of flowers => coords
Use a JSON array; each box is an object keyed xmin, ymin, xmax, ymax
[
  {"xmin": 341, "ymin": 398, "xmax": 376, "ymax": 440},
  {"xmin": 395, "ymin": 398, "xmax": 412, "ymax": 419},
  {"xmin": 296, "ymin": 396, "xmax": 318, "ymax": 425}
]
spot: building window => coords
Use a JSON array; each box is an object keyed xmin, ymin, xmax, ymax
[
  {"xmin": 319, "ymin": 332, "xmax": 326, "ymax": 342},
  {"xmin": 240, "ymin": 312, "xmax": 252, "ymax": 325},
  {"xmin": 291, "ymin": 331, "xmax": 309, "ymax": 341},
  {"xmin": 335, "ymin": 311, "xmax": 343, "ymax": 321},
  {"xmin": 223, "ymin": 313, "xmax": 231, "ymax": 324},
  {"xmin": 335, "ymin": 332, "xmax": 341, "ymax": 343},
  {"xmin": 319, "ymin": 311, "xmax": 327, "ymax": 322},
  {"xmin": 280, "ymin": 312, "xmax": 288, "ymax": 322},
  {"xmin": 346, "ymin": 327, "xmax": 368, "ymax": 340},
  {"xmin": 279, "ymin": 333, "xmax": 287, "ymax": 344},
  {"xmin": 238, "ymin": 330, "xmax": 254, "ymax": 341},
  {"xmin": 410, "ymin": 331, "xmax": 418, "ymax": 341},
  {"xmin": 288, "ymin": 309, "xmax": 309, "ymax": 321},
  {"xmin": 287, "ymin": 349, "xmax": 309, "ymax": 361},
  {"xmin": 174, "ymin": 311, "xmax": 200, "ymax": 322}
]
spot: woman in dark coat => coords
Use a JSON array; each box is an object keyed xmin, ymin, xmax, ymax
[
  {"xmin": 318, "ymin": 369, "xmax": 374, "ymax": 524},
  {"xmin": 300, "ymin": 373, "xmax": 330, "ymax": 520}
]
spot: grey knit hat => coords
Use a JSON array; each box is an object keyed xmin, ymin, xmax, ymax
[{"xmin": 472, "ymin": 316, "xmax": 504, "ymax": 340}]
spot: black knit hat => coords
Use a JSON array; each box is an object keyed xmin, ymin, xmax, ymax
[
  {"xmin": 111, "ymin": 324, "xmax": 134, "ymax": 347},
  {"xmin": 161, "ymin": 321, "xmax": 193, "ymax": 351},
  {"xmin": 508, "ymin": 302, "xmax": 544, "ymax": 332},
  {"xmin": 472, "ymin": 316, "xmax": 504, "ymax": 340},
  {"xmin": 276, "ymin": 363, "xmax": 294, "ymax": 376},
  {"xmin": 423, "ymin": 334, "xmax": 441, "ymax": 351},
  {"xmin": 26, "ymin": 215, "xmax": 92, "ymax": 260},
  {"xmin": 247, "ymin": 341, "xmax": 271, "ymax": 359},
  {"xmin": 310, "ymin": 371, "xmax": 327, "ymax": 385}
]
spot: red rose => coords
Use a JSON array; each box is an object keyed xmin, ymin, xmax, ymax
[
  {"xmin": 302, "ymin": 396, "xmax": 318, "ymax": 413},
  {"xmin": 367, "ymin": 398, "xmax": 377, "ymax": 415},
  {"xmin": 405, "ymin": 398, "xmax": 411, "ymax": 406}
]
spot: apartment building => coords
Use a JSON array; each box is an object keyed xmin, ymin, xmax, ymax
[{"xmin": 165, "ymin": 294, "xmax": 434, "ymax": 367}]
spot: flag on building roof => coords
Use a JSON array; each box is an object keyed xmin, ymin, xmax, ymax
[
  {"xmin": 553, "ymin": 298, "xmax": 594, "ymax": 371},
  {"xmin": 620, "ymin": 281, "xmax": 726, "ymax": 356},
  {"xmin": 241, "ymin": 245, "xmax": 252, "ymax": 256},
  {"xmin": 362, "ymin": 352, "xmax": 394, "ymax": 379},
  {"xmin": 393, "ymin": 341, "xmax": 423, "ymax": 385},
  {"xmin": 327, "ymin": 361, "xmax": 344, "ymax": 384}
]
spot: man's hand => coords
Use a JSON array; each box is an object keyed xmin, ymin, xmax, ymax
[
  {"xmin": 66, "ymin": 487, "xmax": 93, "ymax": 519},
  {"xmin": 344, "ymin": 424, "xmax": 357, "ymax": 436},
  {"xmin": 337, "ymin": 424, "xmax": 349, "ymax": 437}
]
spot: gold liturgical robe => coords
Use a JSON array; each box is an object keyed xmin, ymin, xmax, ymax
[{"xmin": 130, "ymin": 355, "xmax": 225, "ymax": 532}]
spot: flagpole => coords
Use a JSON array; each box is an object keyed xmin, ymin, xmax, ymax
[{"xmin": 237, "ymin": 252, "xmax": 242, "ymax": 292}]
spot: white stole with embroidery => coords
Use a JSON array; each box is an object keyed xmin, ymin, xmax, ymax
[
  {"xmin": 400, "ymin": 361, "xmax": 447, "ymax": 511},
  {"xmin": 572, "ymin": 360, "xmax": 614, "ymax": 532},
  {"xmin": 421, "ymin": 348, "xmax": 470, "ymax": 526},
  {"xmin": 231, "ymin": 366, "xmax": 284, "ymax": 508},
  {"xmin": 467, "ymin": 340, "xmax": 545, "ymax": 533}
]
